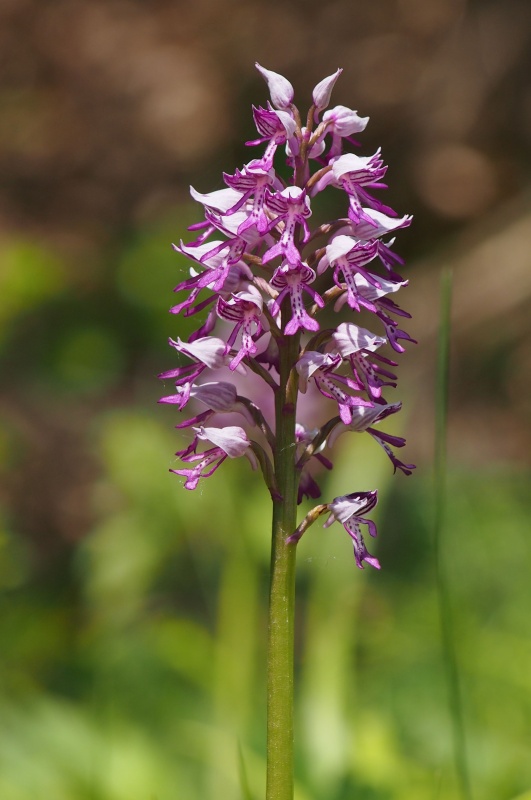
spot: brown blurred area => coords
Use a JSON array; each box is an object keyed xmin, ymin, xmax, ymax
[
  {"xmin": 1, "ymin": 0, "xmax": 530, "ymax": 560},
  {"xmin": 2, "ymin": 0, "xmax": 530, "ymax": 239}
]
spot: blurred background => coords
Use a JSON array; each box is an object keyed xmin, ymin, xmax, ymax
[{"xmin": 1, "ymin": 0, "xmax": 530, "ymax": 798}]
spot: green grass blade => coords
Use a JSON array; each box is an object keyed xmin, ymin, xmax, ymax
[
  {"xmin": 434, "ymin": 268, "xmax": 473, "ymax": 800},
  {"xmin": 237, "ymin": 741, "xmax": 254, "ymax": 800}
]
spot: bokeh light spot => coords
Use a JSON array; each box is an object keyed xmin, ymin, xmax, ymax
[{"xmin": 415, "ymin": 143, "xmax": 498, "ymax": 218}]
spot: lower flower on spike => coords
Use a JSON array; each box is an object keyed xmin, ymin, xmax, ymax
[
  {"xmin": 323, "ymin": 491, "xmax": 380, "ymax": 569},
  {"xmin": 171, "ymin": 425, "xmax": 257, "ymax": 490}
]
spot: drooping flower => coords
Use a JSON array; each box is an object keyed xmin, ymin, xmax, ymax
[
  {"xmin": 323, "ymin": 491, "xmax": 380, "ymax": 569},
  {"xmin": 327, "ymin": 402, "xmax": 416, "ymax": 475},
  {"xmin": 331, "ymin": 322, "xmax": 397, "ymax": 399},
  {"xmin": 296, "ymin": 350, "xmax": 373, "ymax": 424},
  {"xmin": 171, "ymin": 425, "xmax": 257, "ymax": 491}
]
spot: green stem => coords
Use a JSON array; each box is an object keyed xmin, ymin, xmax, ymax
[{"xmin": 266, "ymin": 324, "xmax": 300, "ymax": 800}]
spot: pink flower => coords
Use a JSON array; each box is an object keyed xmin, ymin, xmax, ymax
[
  {"xmin": 262, "ymin": 187, "xmax": 312, "ymax": 266},
  {"xmin": 324, "ymin": 491, "xmax": 380, "ymax": 569},
  {"xmin": 172, "ymin": 425, "xmax": 257, "ymax": 490},
  {"xmin": 270, "ymin": 263, "xmax": 324, "ymax": 335},
  {"xmin": 160, "ymin": 64, "xmax": 415, "ymax": 566}
]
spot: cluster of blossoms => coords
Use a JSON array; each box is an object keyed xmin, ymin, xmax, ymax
[{"xmin": 160, "ymin": 64, "xmax": 415, "ymax": 569}]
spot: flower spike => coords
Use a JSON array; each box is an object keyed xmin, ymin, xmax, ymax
[{"xmin": 160, "ymin": 64, "xmax": 414, "ymax": 570}]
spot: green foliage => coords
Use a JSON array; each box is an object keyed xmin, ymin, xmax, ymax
[
  {"xmin": 1, "ymin": 220, "xmax": 530, "ymax": 799},
  {"xmin": 0, "ymin": 239, "xmax": 66, "ymax": 345}
]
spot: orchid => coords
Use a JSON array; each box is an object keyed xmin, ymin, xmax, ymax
[
  {"xmin": 171, "ymin": 425, "xmax": 257, "ymax": 491},
  {"xmin": 159, "ymin": 64, "xmax": 415, "ymax": 800},
  {"xmin": 323, "ymin": 491, "xmax": 380, "ymax": 570}
]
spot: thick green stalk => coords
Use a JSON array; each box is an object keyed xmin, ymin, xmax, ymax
[{"xmin": 266, "ymin": 323, "xmax": 300, "ymax": 800}]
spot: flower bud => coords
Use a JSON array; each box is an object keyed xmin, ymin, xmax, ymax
[{"xmin": 255, "ymin": 63, "xmax": 294, "ymax": 109}]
